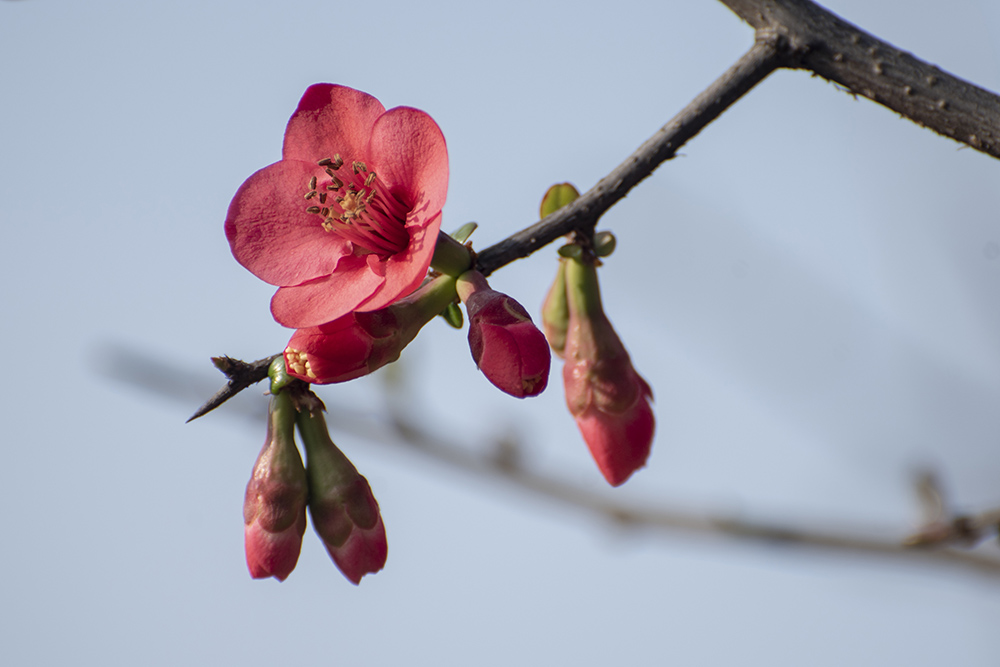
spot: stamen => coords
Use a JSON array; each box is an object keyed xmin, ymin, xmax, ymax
[
  {"xmin": 285, "ymin": 348, "xmax": 316, "ymax": 380},
  {"xmin": 303, "ymin": 160, "xmax": 410, "ymax": 255}
]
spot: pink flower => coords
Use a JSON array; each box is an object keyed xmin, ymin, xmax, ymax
[
  {"xmin": 243, "ymin": 391, "xmax": 309, "ymax": 581},
  {"xmin": 296, "ymin": 398, "xmax": 387, "ymax": 584},
  {"xmin": 456, "ymin": 270, "xmax": 550, "ymax": 398},
  {"xmin": 225, "ymin": 84, "xmax": 449, "ymax": 328},
  {"xmin": 562, "ymin": 256, "xmax": 654, "ymax": 486},
  {"xmin": 284, "ymin": 273, "xmax": 457, "ymax": 384}
]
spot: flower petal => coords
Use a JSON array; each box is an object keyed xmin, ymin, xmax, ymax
[
  {"xmin": 270, "ymin": 255, "xmax": 387, "ymax": 328},
  {"xmin": 353, "ymin": 216, "xmax": 441, "ymax": 314},
  {"xmin": 367, "ymin": 106, "xmax": 449, "ymax": 214},
  {"xmin": 283, "ymin": 84, "xmax": 385, "ymax": 163},
  {"xmin": 226, "ymin": 160, "xmax": 351, "ymax": 286}
]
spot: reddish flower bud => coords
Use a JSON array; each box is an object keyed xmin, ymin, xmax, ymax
[
  {"xmin": 456, "ymin": 270, "xmax": 550, "ymax": 398},
  {"xmin": 243, "ymin": 390, "xmax": 308, "ymax": 581},
  {"xmin": 284, "ymin": 273, "xmax": 457, "ymax": 384},
  {"xmin": 296, "ymin": 398, "xmax": 387, "ymax": 584},
  {"xmin": 563, "ymin": 255, "xmax": 655, "ymax": 486}
]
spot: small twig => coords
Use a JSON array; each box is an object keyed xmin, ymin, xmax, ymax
[{"xmin": 186, "ymin": 354, "xmax": 280, "ymax": 422}]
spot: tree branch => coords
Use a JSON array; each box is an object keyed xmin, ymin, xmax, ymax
[
  {"xmin": 474, "ymin": 38, "xmax": 784, "ymax": 275},
  {"xmin": 194, "ymin": 1, "xmax": 1000, "ymax": 413},
  {"xmin": 718, "ymin": 0, "xmax": 1000, "ymax": 158},
  {"xmin": 191, "ymin": 41, "xmax": 784, "ymax": 412}
]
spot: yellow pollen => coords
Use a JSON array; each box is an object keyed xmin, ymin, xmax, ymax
[
  {"xmin": 339, "ymin": 190, "xmax": 365, "ymax": 219},
  {"xmin": 285, "ymin": 348, "xmax": 316, "ymax": 379}
]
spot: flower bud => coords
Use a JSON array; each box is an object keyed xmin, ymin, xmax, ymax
[
  {"xmin": 284, "ymin": 273, "xmax": 457, "ymax": 384},
  {"xmin": 563, "ymin": 255, "xmax": 655, "ymax": 486},
  {"xmin": 243, "ymin": 389, "xmax": 309, "ymax": 581},
  {"xmin": 296, "ymin": 397, "xmax": 387, "ymax": 584},
  {"xmin": 456, "ymin": 270, "xmax": 550, "ymax": 398}
]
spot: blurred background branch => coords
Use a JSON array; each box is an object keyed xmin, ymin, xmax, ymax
[{"xmin": 99, "ymin": 344, "xmax": 1000, "ymax": 579}]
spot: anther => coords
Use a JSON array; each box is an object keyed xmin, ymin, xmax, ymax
[
  {"xmin": 308, "ymin": 176, "xmax": 317, "ymax": 190},
  {"xmin": 325, "ymin": 168, "xmax": 338, "ymax": 178},
  {"xmin": 321, "ymin": 207, "xmax": 330, "ymax": 217},
  {"xmin": 331, "ymin": 154, "xmax": 344, "ymax": 170},
  {"xmin": 304, "ymin": 191, "xmax": 318, "ymax": 200},
  {"xmin": 353, "ymin": 161, "xmax": 367, "ymax": 174},
  {"xmin": 306, "ymin": 206, "xmax": 321, "ymax": 214},
  {"xmin": 318, "ymin": 158, "xmax": 333, "ymax": 166},
  {"xmin": 319, "ymin": 193, "xmax": 327, "ymax": 204},
  {"xmin": 364, "ymin": 172, "xmax": 376, "ymax": 187}
]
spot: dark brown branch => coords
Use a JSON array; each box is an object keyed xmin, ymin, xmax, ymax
[
  {"xmin": 719, "ymin": 0, "xmax": 1000, "ymax": 158},
  {"xmin": 474, "ymin": 38, "xmax": 784, "ymax": 275},
  {"xmin": 186, "ymin": 354, "xmax": 280, "ymax": 422},
  {"xmin": 194, "ymin": 41, "xmax": 784, "ymax": 409}
]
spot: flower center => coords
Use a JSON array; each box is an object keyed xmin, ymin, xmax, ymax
[{"xmin": 302, "ymin": 155, "xmax": 410, "ymax": 256}]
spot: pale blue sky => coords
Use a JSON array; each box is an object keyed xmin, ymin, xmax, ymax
[{"xmin": 2, "ymin": 1, "xmax": 999, "ymax": 665}]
